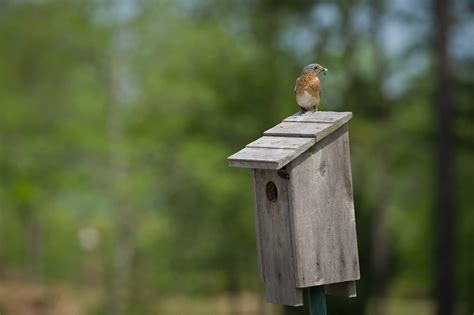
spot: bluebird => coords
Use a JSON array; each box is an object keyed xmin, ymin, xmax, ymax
[{"xmin": 294, "ymin": 63, "xmax": 328, "ymax": 113}]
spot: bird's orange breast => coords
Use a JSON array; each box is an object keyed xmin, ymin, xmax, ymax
[{"xmin": 295, "ymin": 73, "xmax": 320, "ymax": 100}]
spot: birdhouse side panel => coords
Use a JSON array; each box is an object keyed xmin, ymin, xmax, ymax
[
  {"xmin": 252, "ymin": 169, "xmax": 303, "ymax": 306},
  {"xmin": 288, "ymin": 124, "xmax": 360, "ymax": 288}
]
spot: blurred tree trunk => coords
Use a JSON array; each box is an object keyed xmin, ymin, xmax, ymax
[
  {"xmin": 22, "ymin": 206, "xmax": 41, "ymax": 279},
  {"xmin": 367, "ymin": 1, "xmax": 392, "ymax": 313},
  {"xmin": 370, "ymin": 173, "xmax": 390, "ymax": 314},
  {"xmin": 103, "ymin": 52, "xmax": 135, "ymax": 315},
  {"xmin": 433, "ymin": 0, "xmax": 455, "ymax": 314}
]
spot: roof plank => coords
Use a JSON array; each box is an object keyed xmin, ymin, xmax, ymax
[
  {"xmin": 228, "ymin": 111, "xmax": 353, "ymax": 169},
  {"xmin": 283, "ymin": 111, "xmax": 352, "ymax": 123},
  {"xmin": 264, "ymin": 122, "xmax": 332, "ymax": 139},
  {"xmin": 265, "ymin": 111, "xmax": 352, "ymax": 141},
  {"xmin": 246, "ymin": 136, "xmax": 315, "ymax": 150},
  {"xmin": 228, "ymin": 137, "xmax": 315, "ymax": 169},
  {"xmin": 228, "ymin": 147, "xmax": 297, "ymax": 169}
]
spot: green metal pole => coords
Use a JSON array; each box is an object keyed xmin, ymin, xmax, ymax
[{"xmin": 306, "ymin": 286, "xmax": 327, "ymax": 315}]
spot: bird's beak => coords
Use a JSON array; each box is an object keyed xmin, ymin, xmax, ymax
[{"xmin": 323, "ymin": 68, "xmax": 328, "ymax": 75}]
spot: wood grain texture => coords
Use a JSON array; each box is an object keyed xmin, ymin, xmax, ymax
[
  {"xmin": 246, "ymin": 136, "xmax": 315, "ymax": 150},
  {"xmin": 253, "ymin": 169, "xmax": 303, "ymax": 306},
  {"xmin": 264, "ymin": 122, "xmax": 332, "ymax": 139},
  {"xmin": 284, "ymin": 111, "xmax": 352, "ymax": 124},
  {"xmin": 228, "ymin": 111, "xmax": 352, "ymax": 169},
  {"xmin": 287, "ymin": 124, "xmax": 360, "ymax": 287},
  {"xmin": 228, "ymin": 147, "xmax": 294, "ymax": 169},
  {"xmin": 264, "ymin": 111, "xmax": 352, "ymax": 141},
  {"xmin": 228, "ymin": 137, "xmax": 314, "ymax": 170},
  {"xmin": 252, "ymin": 169, "xmax": 265, "ymax": 284}
]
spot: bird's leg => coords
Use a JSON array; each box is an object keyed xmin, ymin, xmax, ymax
[{"xmin": 299, "ymin": 107, "xmax": 307, "ymax": 115}]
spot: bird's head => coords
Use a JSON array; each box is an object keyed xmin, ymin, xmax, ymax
[{"xmin": 303, "ymin": 63, "xmax": 328, "ymax": 77}]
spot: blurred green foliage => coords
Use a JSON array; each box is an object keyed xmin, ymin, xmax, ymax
[{"xmin": 0, "ymin": 1, "xmax": 473, "ymax": 314}]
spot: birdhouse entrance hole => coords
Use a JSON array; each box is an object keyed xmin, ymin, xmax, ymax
[{"xmin": 266, "ymin": 181, "xmax": 278, "ymax": 202}]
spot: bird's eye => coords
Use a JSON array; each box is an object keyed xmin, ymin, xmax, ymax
[{"xmin": 313, "ymin": 66, "xmax": 317, "ymax": 70}]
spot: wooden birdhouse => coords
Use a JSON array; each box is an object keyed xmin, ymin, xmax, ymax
[{"xmin": 228, "ymin": 111, "xmax": 360, "ymax": 307}]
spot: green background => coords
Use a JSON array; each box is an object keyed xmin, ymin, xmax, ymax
[{"xmin": 0, "ymin": 1, "xmax": 472, "ymax": 314}]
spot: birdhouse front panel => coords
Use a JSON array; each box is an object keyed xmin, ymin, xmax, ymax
[{"xmin": 252, "ymin": 168, "xmax": 303, "ymax": 306}]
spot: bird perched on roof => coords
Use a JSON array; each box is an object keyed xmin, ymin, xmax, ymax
[{"xmin": 294, "ymin": 63, "xmax": 328, "ymax": 113}]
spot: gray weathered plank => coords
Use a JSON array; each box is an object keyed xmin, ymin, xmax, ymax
[
  {"xmin": 228, "ymin": 147, "xmax": 295, "ymax": 169},
  {"xmin": 325, "ymin": 281, "xmax": 357, "ymax": 297},
  {"xmin": 264, "ymin": 122, "xmax": 332, "ymax": 139},
  {"xmin": 264, "ymin": 111, "xmax": 352, "ymax": 142},
  {"xmin": 284, "ymin": 111, "xmax": 352, "ymax": 124},
  {"xmin": 229, "ymin": 112, "xmax": 353, "ymax": 169},
  {"xmin": 227, "ymin": 136, "xmax": 316, "ymax": 170},
  {"xmin": 246, "ymin": 136, "xmax": 315, "ymax": 150},
  {"xmin": 253, "ymin": 169, "xmax": 303, "ymax": 306},
  {"xmin": 287, "ymin": 124, "xmax": 360, "ymax": 287},
  {"xmin": 252, "ymin": 170, "xmax": 265, "ymax": 284}
]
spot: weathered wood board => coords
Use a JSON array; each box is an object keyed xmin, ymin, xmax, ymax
[
  {"xmin": 264, "ymin": 122, "xmax": 333, "ymax": 139},
  {"xmin": 228, "ymin": 111, "xmax": 353, "ymax": 170},
  {"xmin": 246, "ymin": 136, "xmax": 315, "ymax": 150},
  {"xmin": 283, "ymin": 111, "xmax": 352, "ymax": 124},
  {"xmin": 287, "ymin": 124, "xmax": 360, "ymax": 288},
  {"xmin": 228, "ymin": 137, "xmax": 314, "ymax": 169},
  {"xmin": 264, "ymin": 111, "xmax": 352, "ymax": 141},
  {"xmin": 253, "ymin": 169, "xmax": 303, "ymax": 306}
]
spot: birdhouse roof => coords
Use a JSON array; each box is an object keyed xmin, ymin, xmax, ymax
[{"xmin": 228, "ymin": 111, "xmax": 352, "ymax": 169}]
